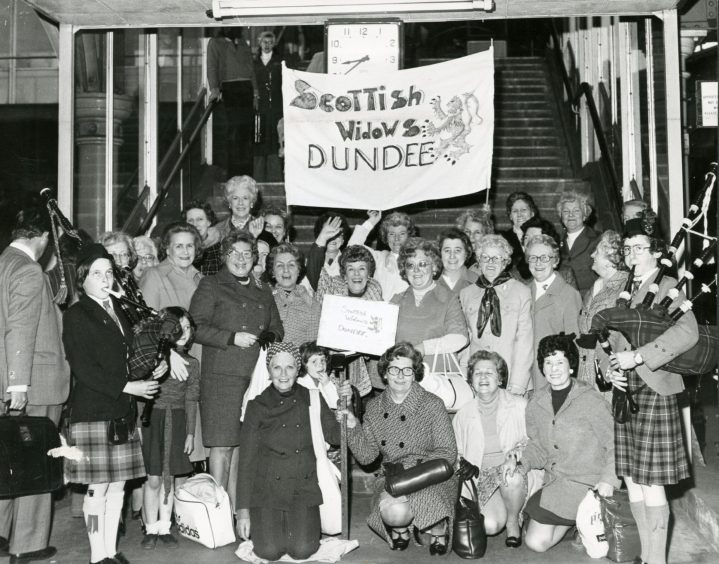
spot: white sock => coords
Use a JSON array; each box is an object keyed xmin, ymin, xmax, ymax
[
  {"xmin": 104, "ymin": 490, "xmax": 125, "ymax": 557},
  {"xmin": 156, "ymin": 519, "xmax": 172, "ymax": 535},
  {"xmin": 83, "ymin": 493, "xmax": 107, "ymax": 563},
  {"xmin": 144, "ymin": 521, "xmax": 161, "ymax": 535}
]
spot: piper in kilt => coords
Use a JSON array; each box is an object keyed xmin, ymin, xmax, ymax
[
  {"xmin": 63, "ymin": 244, "xmax": 167, "ymax": 564},
  {"xmin": 606, "ymin": 214, "xmax": 699, "ymax": 564}
]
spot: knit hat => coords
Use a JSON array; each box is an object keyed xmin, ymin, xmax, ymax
[
  {"xmin": 75, "ymin": 243, "xmax": 112, "ymax": 269},
  {"xmin": 265, "ymin": 341, "xmax": 301, "ymax": 370}
]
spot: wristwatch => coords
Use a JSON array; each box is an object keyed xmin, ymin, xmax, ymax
[{"xmin": 633, "ymin": 351, "xmax": 644, "ymax": 366}]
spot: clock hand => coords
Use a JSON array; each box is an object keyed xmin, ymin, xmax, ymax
[{"xmin": 345, "ymin": 55, "xmax": 370, "ymax": 75}]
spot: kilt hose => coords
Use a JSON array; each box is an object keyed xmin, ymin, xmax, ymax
[
  {"xmin": 66, "ymin": 421, "xmax": 146, "ymax": 485},
  {"xmin": 614, "ymin": 370, "xmax": 690, "ymax": 486}
]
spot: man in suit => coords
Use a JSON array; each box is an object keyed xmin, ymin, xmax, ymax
[
  {"xmin": 557, "ymin": 189, "xmax": 600, "ymax": 295},
  {"xmin": 0, "ymin": 207, "xmax": 71, "ymax": 563}
]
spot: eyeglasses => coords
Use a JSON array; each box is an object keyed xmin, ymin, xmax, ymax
[
  {"xmin": 405, "ymin": 260, "xmax": 431, "ymax": 272},
  {"xmin": 137, "ymin": 254, "xmax": 156, "ymax": 264},
  {"xmin": 527, "ymin": 254, "xmax": 554, "ymax": 264},
  {"xmin": 621, "ymin": 245, "xmax": 651, "ymax": 256},
  {"xmin": 386, "ymin": 366, "xmax": 415, "ymax": 377},
  {"xmin": 111, "ymin": 251, "xmax": 130, "ymax": 261},
  {"xmin": 227, "ymin": 249, "xmax": 253, "ymax": 261},
  {"xmin": 561, "ymin": 208, "xmax": 583, "ymax": 217},
  {"xmin": 472, "ymin": 370, "xmax": 499, "ymax": 379},
  {"xmin": 479, "ymin": 254, "xmax": 503, "ymax": 264}
]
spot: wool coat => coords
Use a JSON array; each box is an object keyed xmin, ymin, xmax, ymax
[
  {"xmin": 521, "ymin": 380, "xmax": 620, "ymax": 521},
  {"xmin": 530, "ymin": 272, "xmax": 582, "ymax": 392},
  {"xmin": 559, "ymin": 226, "xmax": 600, "ymax": 295},
  {"xmin": 347, "ymin": 383, "xmax": 458, "ymax": 545}
]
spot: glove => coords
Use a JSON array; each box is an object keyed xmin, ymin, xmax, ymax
[
  {"xmin": 456, "ymin": 457, "xmax": 480, "ymax": 482},
  {"xmin": 382, "ymin": 462, "xmax": 404, "ymax": 478},
  {"xmin": 257, "ymin": 330, "xmax": 277, "ymax": 350}
]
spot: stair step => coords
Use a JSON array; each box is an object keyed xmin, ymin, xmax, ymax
[
  {"xmin": 495, "ymin": 117, "xmax": 556, "ymax": 127},
  {"xmin": 494, "ymin": 155, "xmax": 562, "ymax": 165},
  {"xmin": 494, "ymin": 146, "xmax": 561, "ymax": 157}
]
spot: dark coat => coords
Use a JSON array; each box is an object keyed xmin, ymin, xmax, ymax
[
  {"xmin": 190, "ymin": 266, "xmax": 283, "ymax": 381},
  {"xmin": 236, "ymin": 384, "xmax": 340, "ymax": 510},
  {"xmin": 559, "ymin": 226, "xmax": 600, "ymax": 295},
  {"xmin": 253, "ymin": 51, "xmax": 283, "ymax": 156},
  {"xmin": 63, "ymin": 294, "xmax": 134, "ymax": 422}
]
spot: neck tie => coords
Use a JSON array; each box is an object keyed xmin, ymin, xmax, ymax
[
  {"xmin": 631, "ymin": 279, "xmax": 642, "ymax": 297},
  {"xmin": 103, "ymin": 300, "xmax": 123, "ymax": 334}
]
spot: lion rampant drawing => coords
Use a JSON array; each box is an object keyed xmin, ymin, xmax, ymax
[{"xmin": 422, "ymin": 92, "xmax": 483, "ymax": 165}]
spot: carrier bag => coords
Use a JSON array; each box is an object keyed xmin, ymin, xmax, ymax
[
  {"xmin": 576, "ymin": 489, "xmax": 609, "ymax": 558},
  {"xmin": 599, "ymin": 489, "xmax": 641, "ymax": 563},
  {"xmin": 174, "ymin": 473, "xmax": 236, "ymax": 548},
  {"xmin": 419, "ymin": 350, "xmax": 474, "ymax": 412}
]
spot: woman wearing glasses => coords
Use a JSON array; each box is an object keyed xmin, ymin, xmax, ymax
[
  {"xmin": 460, "ymin": 235, "xmax": 533, "ymax": 397},
  {"xmin": 338, "ymin": 343, "xmax": 458, "ymax": 555},
  {"xmin": 391, "ymin": 238, "xmax": 468, "ymax": 365},
  {"xmin": 603, "ymin": 214, "xmax": 698, "ymax": 564},
  {"xmin": 525, "ymin": 235, "xmax": 581, "ymax": 394},
  {"xmin": 189, "ymin": 231, "xmax": 283, "ymax": 494}
]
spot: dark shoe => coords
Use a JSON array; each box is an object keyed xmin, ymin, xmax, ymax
[
  {"xmin": 429, "ymin": 531, "xmax": 449, "ymax": 556},
  {"xmin": 157, "ymin": 533, "xmax": 178, "ymax": 548},
  {"xmin": 505, "ymin": 535, "xmax": 522, "ymax": 548},
  {"xmin": 141, "ymin": 534, "xmax": 158, "ymax": 550},
  {"xmin": 386, "ymin": 527, "xmax": 410, "ymax": 551},
  {"xmin": 111, "ymin": 552, "xmax": 130, "ymax": 564},
  {"xmin": 9, "ymin": 546, "xmax": 57, "ymax": 563},
  {"xmin": 0, "ymin": 535, "xmax": 8, "ymax": 555},
  {"xmin": 632, "ymin": 558, "xmax": 646, "ymax": 564}
]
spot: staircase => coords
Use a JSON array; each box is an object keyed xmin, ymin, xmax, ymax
[{"xmin": 207, "ymin": 56, "xmax": 591, "ymax": 252}]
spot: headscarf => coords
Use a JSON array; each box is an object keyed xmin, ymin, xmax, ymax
[
  {"xmin": 265, "ymin": 341, "xmax": 301, "ymax": 370},
  {"xmin": 475, "ymin": 270, "xmax": 513, "ymax": 338}
]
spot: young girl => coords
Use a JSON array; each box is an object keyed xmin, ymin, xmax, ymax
[
  {"xmin": 140, "ymin": 307, "xmax": 200, "ymax": 549},
  {"xmin": 297, "ymin": 342, "xmax": 340, "ymax": 408}
]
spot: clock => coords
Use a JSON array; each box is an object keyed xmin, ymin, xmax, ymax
[{"xmin": 325, "ymin": 20, "xmax": 403, "ymax": 75}]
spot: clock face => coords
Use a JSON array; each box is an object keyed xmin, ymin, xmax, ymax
[{"xmin": 325, "ymin": 22, "xmax": 402, "ymax": 75}]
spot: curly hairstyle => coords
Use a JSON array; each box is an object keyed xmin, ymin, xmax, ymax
[
  {"xmin": 397, "ymin": 237, "xmax": 442, "ymax": 282},
  {"xmin": 537, "ymin": 334, "xmax": 579, "ymax": 376},
  {"xmin": 299, "ymin": 341, "xmax": 330, "ymax": 377},
  {"xmin": 455, "ymin": 209, "xmax": 494, "ymax": 235},
  {"xmin": 622, "ymin": 199, "xmax": 649, "ymax": 222},
  {"xmin": 524, "ymin": 234, "xmax": 560, "ymax": 259},
  {"xmin": 505, "ymin": 191, "xmax": 539, "ymax": 218},
  {"xmin": 262, "ymin": 206, "xmax": 293, "ymax": 241},
  {"xmin": 475, "ymin": 234, "xmax": 513, "ymax": 263},
  {"xmin": 379, "ymin": 211, "xmax": 417, "ymax": 245},
  {"xmin": 160, "ymin": 222, "xmax": 202, "ymax": 259},
  {"xmin": 520, "ymin": 216, "xmax": 561, "ymax": 246},
  {"xmin": 181, "ymin": 199, "xmax": 217, "ymax": 225},
  {"xmin": 221, "ymin": 231, "xmax": 258, "ymax": 265},
  {"xmin": 339, "ymin": 245, "xmax": 376, "ymax": 278},
  {"xmin": 224, "ymin": 175, "xmax": 259, "ymax": 207},
  {"xmin": 313, "ymin": 211, "xmax": 351, "ymax": 247},
  {"xmin": 556, "ymin": 188, "xmax": 594, "ymax": 219},
  {"xmin": 266, "ymin": 242, "xmax": 305, "ymax": 286},
  {"xmin": 437, "ymin": 228, "xmax": 474, "ymax": 267},
  {"xmin": 378, "ymin": 342, "xmax": 425, "ymax": 383},
  {"xmin": 99, "ymin": 230, "xmax": 137, "ymax": 268},
  {"xmin": 467, "ymin": 349, "xmax": 509, "ymax": 388},
  {"xmin": 594, "ymin": 230, "xmax": 627, "ymax": 271}
]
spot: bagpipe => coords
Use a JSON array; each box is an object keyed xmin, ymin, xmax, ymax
[{"xmin": 581, "ymin": 163, "xmax": 718, "ymax": 377}]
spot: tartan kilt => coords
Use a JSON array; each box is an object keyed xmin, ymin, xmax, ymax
[
  {"xmin": 614, "ymin": 370, "xmax": 690, "ymax": 486},
  {"xmin": 66, "ymin": 421, "xmax": 146, "ymax": 485}
]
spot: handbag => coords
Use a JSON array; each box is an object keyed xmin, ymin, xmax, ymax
[
  {"xmin": 174, "ymin": 473, "xmax": 236, "ymax": 548},
  {"xmin": 419, "ymin": 349, "xmax": 474, "ymax": 412},
  {"xmin": 308, "ymin": 389, "xmax": 342, "ymax": 535},
  {"xmin": 241, "ymin": 348, "xmax": 270, "ymax": 422},
  {"xmin": 0, "ymin": 405, "xmax": 63, "ymax": 499},
  {"xmin": 384, "ymin": 458, "xmax": 453, "ymax": 498},
  {"xmin": 452, "ymin": 478, "xmax": 487, "ymax": 559},
  {"xmin": 576, "ymin": 489, "xmax": 609, "ymax": 558},
  {"xmin": 598, "ymin": 489, "xmax": 641, "ymax": 563}
]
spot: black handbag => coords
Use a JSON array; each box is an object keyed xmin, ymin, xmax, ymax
[
  {"xmin": 0, "ymin": 406, "xmax": 63, "ymax": 499},
  {"xmin": 384, "ymin": 458, "xmax": 453, "ymax": 498},
  {"xmin": 453, "ymin": 478, "xmax": 487, "ymax": 559}
]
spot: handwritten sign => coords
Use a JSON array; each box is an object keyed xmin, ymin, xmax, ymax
[
  {"xmin": 282, "ymin": 48, "xmax": 495, "ymax": 210},
  {"xmin": 317, "ymin": 295, "xmax": 399, "ymax": 356}
]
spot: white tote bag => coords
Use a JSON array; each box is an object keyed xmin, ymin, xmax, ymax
[
  {"xmin": 309, "ymin": 389, "xmax": 342, "ymax": 535},
  {"xmin": 241, "ymin": 348, "xmax": 270, "ymax": 421},
  {"xmin": 576, "ymin": 489, "xmax": 609, "ymax": 559},
  {"xmin": 174, "ymin": 473, "xmax": 236, "ymax": 549},
  {"xmin": 419, "ymin": 350, "xmax": 475, "ymax": 412}
]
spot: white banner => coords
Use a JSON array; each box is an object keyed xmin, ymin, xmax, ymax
[{"xmin": 282, "ymin": 48, "xmax": 495, "ymax": 210}]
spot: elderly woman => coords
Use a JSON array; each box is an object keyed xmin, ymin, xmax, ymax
[
  {"xmin": 266, "ymin": 242, "xmax": 320, "ymax": 346},
  {"xmin": 338, "ymin": 343, "xmax": 458, "ymax": 555},
  {"xmin": 437, "ymin": 227, "xmax": 478, "ymax": 295},
  {"xmin": 519, "ymin": 216, "xmax": 577, "ymax": 287},
  {"xmin": 622, "ymin": 199, "xmax": 649, "ymax": 224},
  {"xmin": 236, "ymin": 343, "xmax": 340, "ymax": 561},
  {"xmin": 577, "ymin": 230, "xmax": 629, "ymax": 389},
  {"xmin": 460, "ymin": 234, "xmax": 533, "ymax": 396},
  {"xmin": 99, "ymin": 231, "xmax": 136, "ymax": 272},
  {"xmin": 348, "ymin": 210, "xmax": 417, "ymax": 301},
  {"xmin": 182, "ymin": 200, "xmax": 223, "ymax": 276},
  {"xmin": 500, "ymin": 192, "xmax": 538, "ymax": 274},
  {"xmin": 189, "ymin": 231, "xmax": 283, "ymax": 492},
  {"xmin": 262, "ymin": 206, "xmax": 292, "ymax": 243},
  {"xmin": 214, "ymin": 175, "xmax": 265, "ymax": 241},
  {"xmin": 391, "ymin": 237, "xmax": 468, "ymax": 365},
  {"xmin": 505, "ymin": 334, "xmax": 619, "ymax": 553},
  {"xmin": 455, "ymin": 208, "xmax": 494, "ymax": 258},
  {"xmin": 557, "ymin": 188, "xmax": 600, "ymax": 294},
  {"xmin": 604, "ymin": 214, "xmax": 697, "ymax": 564},
  {"xmin": 525, "ymin": 234, "xmax": 582, "ymax": 394},
  {"xmin": 132, "ymin": 235, "xmax": 159, "ymax": 281},
  {"xmin": 453, "ymin": 350, "xmax": 532, "ymax": 547}
]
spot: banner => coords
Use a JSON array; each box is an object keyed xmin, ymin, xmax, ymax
[{"xmin": 282, "ymin": 48, "xmax": 494, "ymax": 210}]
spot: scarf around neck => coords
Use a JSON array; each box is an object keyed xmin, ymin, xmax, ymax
[{"xmin": 475, "ymin": 270, "xmax": 512, "ymax": 338}]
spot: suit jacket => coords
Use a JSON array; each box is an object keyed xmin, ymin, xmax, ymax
[
  {"xmin": 560, "ymin": 226, "xmax": 600, "ymax": 295},
  {"xmin": 63, "ymin": 294, "xmax": 134, "ymax": 422},
  {"xmin": 530, "ymin": 273, "xmax": 582, "ymax": 392},
  {"xmin": 0, "ymin": 246, "xmax": 69, "ymax": 406}
]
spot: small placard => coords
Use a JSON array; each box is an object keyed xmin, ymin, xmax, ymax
[
  {"xmin": 697, "ymin": 80, "xmax": 717, "ymax": 127},
  {"xmin": 317, "ymin": 295, "xmax": 399, "ymax": 357}
]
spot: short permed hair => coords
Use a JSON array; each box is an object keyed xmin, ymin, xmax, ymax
[
  {"xmin": 224, "ymin": 175, "xmax": 259, "ymax": 206},
  {"xmin": 556, "ymin": 188, "xmax": 594, "ymax": 218},
  {"xmin": 505, "ymin": 191, "xmax": 539, "ymax": 218},
  {"xmin": 537, "ymin": 334, "xmax": 579, "ymax": 376},
  {"xmin": 378, "ymin": 342, "xmax": 425, "ymax": 383},
  {"xmin": 379, "ymin": 211, "xmax": 417, "ymax": 245},
  {"xmin": 161, "ymin": 222, "xmax": 202, "ymax": 257},
  {"xmin": 520, "ymin": 216, "xmax": 561, "ymax": 246},
  {"xmin": 266, "ymin": 242, "xmax": 305, "ymax": 285},
  {"xmin": 181, "ymin": 200, "xmax": 217, "ymax": 225},
  {"xmin": 524, "ymin": 234, "xmax": 560, "ymax": 258},
  {"xmin": 437, "ymin": 228, "xmax": 474, "ymax": 267},
  {"xmin": 594, "ymin": 230, "xmax": 627, "ymax": 271},
  {"xmin": 397, "ymin": 237, "xmax": 442, "ymax": 282},
  {"xmin": 475, "ymin": 234, "xmax": 513, "ymax": 262},
  {"xmin": 339, "ymin": 245, "xmax": 376, "ymax": 278},
  {"xmin": 262, "ymin": 206, "xmax": 292, "ymax": 240},
  {"xmin": 99, "ymin": 231, "xmax": 137, "ymax": 266},
  {"xmin": 467, "ymin": 349, "xmax": 509, "ymax": 388},
  {"xmin": 221, "ymin": 231, "xmax": 258, "ymax": 265},
  {"xmin": 455, "ymin": 209, "xmax": 494, "ymax": 235}
]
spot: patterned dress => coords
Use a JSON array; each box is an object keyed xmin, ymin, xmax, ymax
[{"xmin": 347, "ymin": 383, "xmax": 458, "ymax": 546}]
